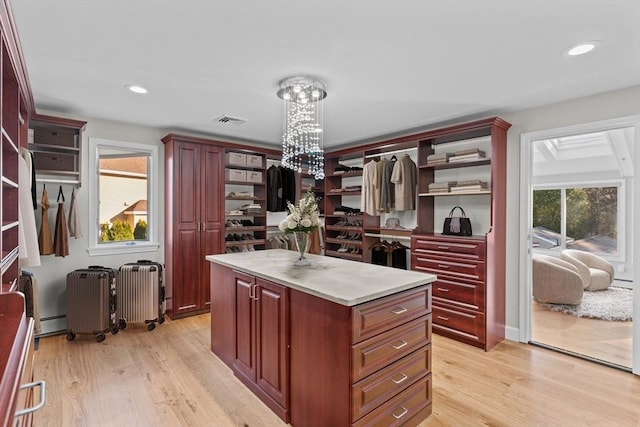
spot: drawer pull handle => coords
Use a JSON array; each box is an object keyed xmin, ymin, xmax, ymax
[
  {"xmin": 392, "ymin": 406, "xmax": 409, "ymax": 419},
  {"xmin": 437, "ymin": 246, "xmax": 449, "ymax": 250},
  {"xmin": 14, "ymin": 380, "xmax": 46, "ymax": 417},
  {"xmin": 437, "ymin": 315, "xmax": 450, "ymax": 321},
  {"xmin": 437, "ymin": 264, "xmax": 450, "ymax": 269},
  {"xmin": 392, "ymin": 373, "xmax": 408, "ymax": 384},
  {"xmin": 392, "ymin": 340, "xmax": 408, "ymax": 350},
  {"xmin": 437, "ymin": 287, "xmax": 450, "ymax": 292},
  {"xmin": 391, "ymin": 307, "xmax": 408, "ymax": 315}
]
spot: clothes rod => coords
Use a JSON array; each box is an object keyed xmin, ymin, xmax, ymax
[
  {"xmin": 364, "ymin": 146, "xmax": 417, "ymax": 159},
  {"xmin": 36, "ymin": 178, "xmax": 81, "ymax": 186}
]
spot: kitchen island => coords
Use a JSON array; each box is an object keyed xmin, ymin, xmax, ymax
[{"xmin": 207, "ymin": 249, "xmax": 436, "ymax": 427}]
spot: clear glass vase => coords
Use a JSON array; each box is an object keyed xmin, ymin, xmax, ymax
[{"xmin": 293, "ymin": 231, "xmax": 311, "ymax": 266}]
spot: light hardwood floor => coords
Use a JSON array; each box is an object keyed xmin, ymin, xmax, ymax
[
  {"xmin": 33, "ymin": 314, "xmax": 640, "ymax": 427},
  {"xmin": 532, "ymin": 300, "xmax": 633, "ymax": 368}
]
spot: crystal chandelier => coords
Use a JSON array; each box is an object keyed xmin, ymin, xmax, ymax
[{"xmin": 277, "ymin": 76, "xmax": 326, "ymax": 180}]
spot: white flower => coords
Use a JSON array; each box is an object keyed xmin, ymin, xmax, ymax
[
  {"xmin": 278, "ymin": 219, "xmax": 288, "ymax": 232},
  {"xmin": 287, "ymin": 219, "xmax": 299, "ymax": 230},
  {"xmin": 300, "ymin": 218, "xmax": 312, "ymax": 228}
]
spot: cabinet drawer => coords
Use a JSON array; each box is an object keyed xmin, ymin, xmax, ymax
[
  {"xmin": 351, "ymin": 345, "xmax": 431, "ymax": 422},
  {"xmin": 352, "ymin": 374, "xmax": 432, "ymax": 427},
  {"xmin": 432, "ymin": 305, "xmax": 485, "ymax": 344},
  {"xmin": 412, "ymin": 254, "xmax": 485, "ymax": 282},
  {"xmin": 352, "ymin": 316, "xmax": 431, "ymax": 382},
  {"xmin": 352, "ymin": 285, "xmax": 431, "ymax": 343},
  {"xmin": 412, "ymin": 235, "xmax": 485, "ymax": 260},
  {"xmin": 432, "ymin": 276, "xmax": 485, "ymax": 312}
]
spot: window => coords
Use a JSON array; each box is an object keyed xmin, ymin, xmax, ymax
[
  {"xmin": 88, "ymin": 138, "xmax": 159, "ymax": 255},
  {"xmin": 532, "ymin": 183, "xmax": 622, "ymax": 257}
]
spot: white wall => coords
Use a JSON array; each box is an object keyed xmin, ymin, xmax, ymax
[
  {"xmin": 502, "ymin": 84, "xmax": 640, "ymax": 339},
  {"xmin": 26, "ymin": 113, "xmax": 166, "ymax": 334}
]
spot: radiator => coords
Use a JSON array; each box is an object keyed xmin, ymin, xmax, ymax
[{"xmin": 116, "ymin": 264, "xmax": 163, "ymax": 324}]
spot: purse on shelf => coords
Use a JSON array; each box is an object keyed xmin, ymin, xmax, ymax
[{"xmin": 442, "ymin": 206, "xmax": 473, "ymax": 236}]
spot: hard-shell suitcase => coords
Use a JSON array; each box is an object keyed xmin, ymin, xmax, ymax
[
  {"xmin": 66, "ymin": 266, "xmax": 123, "ymax": 342},
  {"xmin": 116, "ymin": 260, "xmax": 166, "ymax": 331}
]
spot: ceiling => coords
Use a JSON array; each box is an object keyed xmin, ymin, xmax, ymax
[{"xmin": 11, "ymin": 0, "xmax": 640, "ymax": 150}]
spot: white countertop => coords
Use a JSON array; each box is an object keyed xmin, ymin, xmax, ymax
[{"xmin": 206, "ymin": 249, "xmax": 436, "ymax": 306}]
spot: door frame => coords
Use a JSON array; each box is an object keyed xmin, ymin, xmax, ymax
[{"xmin": 518, "ymin": 115, "xmax": 640, "ymax": 375}]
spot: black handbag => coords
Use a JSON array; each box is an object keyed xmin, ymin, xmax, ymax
[{"xmin": 442, "ymin": 206, "xmax": 472, "ymax": 236}]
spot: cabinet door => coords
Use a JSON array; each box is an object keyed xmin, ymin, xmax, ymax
[
  {"xmin": 234, "ymin": 273, "xmax": 256, "ymax": 381},
  {"xmin": 172, "ymin": 142, "xmax": 202, "ymax": 315},
  {"xmin": 199, "ymin": 145, "xmax": 223, "ymax": 309},
  {"xmin": 173, "ymin": 229, "xmax": 201, "ymax": 315},
  {"xmin": 174, "ymin": 142, "xmax": 200, "ymax": 229},
  {"xmin": 255, "ymin": 278, "xmax": 289, "ymax": 409}
]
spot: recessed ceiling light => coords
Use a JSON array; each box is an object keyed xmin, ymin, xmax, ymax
[
  {"xmin": 126, "ymin": 84, "xmax": 148, "ymax": 94},
  {"xmin": 566, "ymin": 41, "xmax": 601, "ymax": 56}
]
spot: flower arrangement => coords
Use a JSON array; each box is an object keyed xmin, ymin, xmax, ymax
[{"xmin": 278, "ymin": 190, "xmax": 321, "ymax": 234}]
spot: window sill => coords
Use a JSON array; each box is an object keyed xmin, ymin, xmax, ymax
[{"xmin": 87, "ymin": 242, "xmax": 160, "ymax": 257}]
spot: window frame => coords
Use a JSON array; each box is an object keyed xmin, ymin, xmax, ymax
[
  {"xmin": 532, "ymin": 178, "xmax": 625, "ymax": 262},
  {"xmin": 87, "ymin": 137, "xmax": 159, "ymax": 256}
]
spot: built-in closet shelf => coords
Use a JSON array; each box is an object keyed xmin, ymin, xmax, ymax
[
  {"xmin": 325, "ymin": 238, "xmax": 363, "ymax": 246},
  {"xmin": 418, "ymin": 191, "xmax": 491, "ymax": 197},
  {"xmin": 28, "ymin": 143, "xmax": 80, "ymax": 153},
  {"xmin": 419, "ymin": 159, "xmax": 491, "ymax": 170},
  {"xmin": 326, "ymin": 191, "xmax": 361, "ymax": 197},
  {"xmin": 226, "ymin": 197, "xmax": 266, "ymax": 202},
  {"xmin": 1, "ymin": 247, "xmax": 19, "ymax": 268},
  {"xmin": 1, "ymin": 221, "xmax": 19, "ymax": 231},
  {"xmin": 325, "ymin": 225, "xmax": 363, "ymax": 232},
  {"xmin": 225, "ymin": 240, "xmax": 266, "ymax": 247},
  {"xmin": 327, "ymin": 171, "xmax": 363, "ymax": 178},
  {"xmin": 1, "ymin": 176, "xmax": 18, "ymax": 188},
  {"xmin": 224, "ymin": 226, "xmax": 264, "ymax": 233},
  {"xmin": 226, "ymin": 180, "xmax": 265, "ymax": 186}
]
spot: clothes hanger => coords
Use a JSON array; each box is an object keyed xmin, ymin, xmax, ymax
[{"xmin": 390, "ymin": 154, "xmax": 398, "ymax": 161}]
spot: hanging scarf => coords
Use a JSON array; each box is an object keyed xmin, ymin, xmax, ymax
[
  {"xmin": 38, "ymin": 184, "xmax": 54, "ymax": 255},
  {"xmin": 68, "ymin": 187, "xmax": 82, "ymax": 238},
  {"xmin": 53, "ymin": 185, "xmax": 69, "ymax": 257}
]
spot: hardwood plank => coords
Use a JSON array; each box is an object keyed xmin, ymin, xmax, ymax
[
  {"xmin": 532, "ymin": 300, "xmax": 633, "ymax": 368},
  {"xmin": 33, "ymin": 313, "xmax": 640, "ymax": 426}
]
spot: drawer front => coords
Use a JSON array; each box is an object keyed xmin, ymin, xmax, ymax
[
  {"xmin": 412, "ymin": 254, "xmax": 485, "ymax": 282},
  {"xmin": 352, "ymin": 374, "xmax": 432, "ymax": 427},
  {"xmin": 352, "ymin": 345, "xmax": 431, "ymax": 421},
  {"xmin": 432, "ymin": 305, "xmax": 485, "ymax": 343},
  {"xmin": 412, "ymin": 235, "xmax": 485, "ymax": 259},
  {"xmin": 432, "ymin": 276, "xmax": 485, "ymax": 312},
  {"xmin": 352, "ymin": 285, "xmax": 431, "ymax": 343},
  {"xmin": 352, "ymin": 316, "xmax": 431, "ymax": 382}
]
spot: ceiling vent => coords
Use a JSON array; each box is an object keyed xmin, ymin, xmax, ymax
[{"xmin": 214, "ymin": 115, "xmax": 247, "ymax": 125}]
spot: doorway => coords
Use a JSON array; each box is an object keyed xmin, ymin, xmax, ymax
[{"xmin": 519, "ymin": 116, "xmax": 640, "ymax": 374}]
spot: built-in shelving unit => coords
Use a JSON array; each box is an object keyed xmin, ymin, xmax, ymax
[
  {"xmin": 28, "ymin": 113, "xmax": 86, "ymax": 186},
  {"xmin": 224, "ymin": 149, "xmax": 267, "ymax": 253},
  {"xmin": 322, "ymin": 154, "xmax": 365, "ymax": 261}
]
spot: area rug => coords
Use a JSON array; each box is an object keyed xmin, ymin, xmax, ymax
[{"xmin": 538, "ymin": 286, "xmax": 633, "ymax": 321}]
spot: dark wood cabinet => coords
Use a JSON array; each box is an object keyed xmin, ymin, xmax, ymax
[
  {"xmin": 211, "ymin": 267, "xmax": 290, "ymax": 421},
  {"xmin": 163, "ymin": 137, "xmax": 224, "ymax": 318}
]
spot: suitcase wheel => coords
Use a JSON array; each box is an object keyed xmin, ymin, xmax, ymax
[
  {"xmin": 158, "ymin": 316, "xmax": 165, "ymax": 325},
  {"xmin": 96, "ymin": 334, "xmax": 106, "ymax": 343},
  {"xmin": 111, "ymin": 325, "xmax": 120, "ymax": 335},
  {"xmin": 119, "ymin": 319, "xmax": 127, "ymax": 330},
  {"xmin": 147, "ymin": 323, "xmax": 156, "ymax": 332},
  {"xmin": 66, "ymin": 332, "xmax": 76, "ymax": 341}
]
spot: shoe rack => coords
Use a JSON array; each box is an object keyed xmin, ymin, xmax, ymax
[
  {"xmin": 224, "ymin": 149, "xmax": 267, "ymax": 253},
  {"xmin": 323, "ymin": 153, "xmax": 365, "ymax": 261}
]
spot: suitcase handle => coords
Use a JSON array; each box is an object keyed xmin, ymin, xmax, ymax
[
  {"xmin": 88, "ymin": 265, "xmax": 105, "ymax": 269},
  {"xmin": 137, "ymin": 260, "xmax": 152, "ymax": 263}
]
